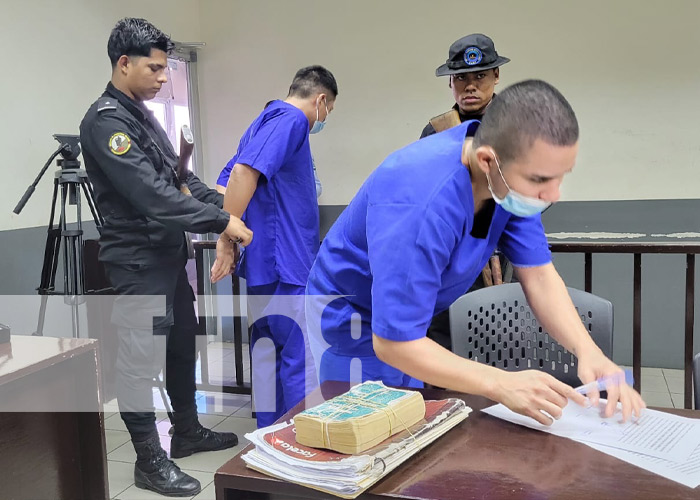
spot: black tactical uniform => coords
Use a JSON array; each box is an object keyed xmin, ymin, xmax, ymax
[
  {"xmin": 419, "ymin": 102, "xmax": 488, "ymax": 139},
  {"xmin": 80, "ymin": 82, "xmax": 231, "ymax": 440}
]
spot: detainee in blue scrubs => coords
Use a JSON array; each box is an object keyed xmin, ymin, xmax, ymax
[
  {"xmin": 211, "ymin": 66, "xmax": 337, "ymax": 427},
  {"xmin": 306, "ymin": 80, "xmax": 645, "ymax": 425}
]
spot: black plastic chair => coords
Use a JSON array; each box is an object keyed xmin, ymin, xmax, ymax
[
  {"xmin": 693, "ymin": 352, "xmax": 700, "ymax": 410},
  {"xmin": 449, "ymin": 283, "xmax": 613, "ymax": 388}
]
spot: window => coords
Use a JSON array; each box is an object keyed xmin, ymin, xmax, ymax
[{"xmin": 144, "ymin": 58, "xmax": 193, "ymax": 171}]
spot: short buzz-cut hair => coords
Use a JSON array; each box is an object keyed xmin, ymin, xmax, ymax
[
  {"xmin": 107, "ymin": 18, "xmax": 174, "ymax": 67},
  {"xmin": 473, "ymin": 79, "xmax": 579, "ymax": 164},
  {"xmin": 288, "ymin": 65, "xmax": 338, "ymax": 99}
]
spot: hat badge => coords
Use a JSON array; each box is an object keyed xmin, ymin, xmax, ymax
[{"xmin": 464, "ymin": 46, "xmax": 483, "ymax": 66}]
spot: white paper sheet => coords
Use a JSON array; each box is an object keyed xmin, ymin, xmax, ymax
[
  {"xmin": 585, "ymin": 442, "xmax": 700, "ymax": 489},
  {"xmin": 481, "ymin": 402, "xmax": 700, "ymax": 461}
]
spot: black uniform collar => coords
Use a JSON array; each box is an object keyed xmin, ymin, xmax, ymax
[{"xmin": 104, "ymin": 82, "xmax": 150, "ymax": 121}]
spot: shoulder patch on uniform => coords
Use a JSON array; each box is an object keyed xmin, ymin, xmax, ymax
[
  {"xmin": 97, "ymin": 97, "xmax": 118, "ymax": 113},
  {"xmin": 109, "ymin": 132, "xmax": 131, "ymax": 155}
]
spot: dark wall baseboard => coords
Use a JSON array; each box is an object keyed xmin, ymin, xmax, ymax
[{"xmin": 0, "ymin": 221, "xmax": 100, "ymax": 295}]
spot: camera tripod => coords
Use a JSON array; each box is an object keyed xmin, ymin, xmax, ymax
[
  {"xmin": 14, "ymin": 135, "xmax": 174, "ymax": 422},
  {"xmin": 15, "ymin": 135, "xmax": 106, "ymax": 338}
]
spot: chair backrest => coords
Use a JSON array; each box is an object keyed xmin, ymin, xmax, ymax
[
  {"xmin": 693, "ymin": 353, "xmax": 700, "ymax": 410},
  {"xmin": 449, "ymin": 283, "xmax": 613, "ymax": 387}
]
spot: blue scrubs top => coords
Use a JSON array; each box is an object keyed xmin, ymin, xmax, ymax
[
  {"xmin": 306, "ymin": 121, "xmax": 552, "ymax": 386},
  {"xmin": 220, "ymin": 100, "xmax": 319, "ymax": 287}
]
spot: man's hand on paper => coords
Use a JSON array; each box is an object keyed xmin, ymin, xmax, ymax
[
  {"xmin": 576, "ymin": 345, "xmax": 646, "ymax": 422},
  {"xmin": 493, "ymin": 370, "xmax": 587, "ymax": 426}
]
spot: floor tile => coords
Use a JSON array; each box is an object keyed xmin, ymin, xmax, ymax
[
  {"xmin": 105, "ymin": 413, "xmax": 128, "ymax": 432},
  {"xmin": 116, "ymin": 469, "xmax": 212, "ymax": 499},
  {"xmin": 212, "ymin": 416, "xmax": 258, "ymax": 437},
  {"xmin": 155, "ymin": 411, "xmax": 171, "ymax": 423},
  {"xmin": 107, "ymin": 459, "xmax": 134, "ymax": 499},
  {"xmin": 671, "ymin": 393, "xmax": 693, "ymax": 409},
  {"xmin": 663, "ymin": 376, "xmax": 685, "ymax": 394},
  {"xmin": 663, "ymin": 368, "xmax": 684, "ymax": 379},
  {"xmin": 109, "ymin": 435, "xmax": 168, "ymax": 464},
  {"xmin": 168, "ymin": 445, "xmax": 247, "ymax": 474},
  {"xmin": 641, "ymin": 367, "xmax": 664, "ymax": 377},
  {"xmin": 155, "ymin": 419, "xmax": 174, "ymax": 438},
  {"xmin": 192, "ymin": 481, "xmax": 216, "ymax": 500},
  {"xmin": 104, "ymin": 398, "xmax": 120, "ymax": 411},
  {"xmin": 640, "ymin": 390, "xmax": 673, "ymax": 408},
  {"xmin": 232, "ymin": 402, "xmax": 252, "ymax": 418},
  {"xmin": 108, "ymin": 440, "xmax": 137, "ymax": 464},
  {"xmin": 155, "ymin": 414, "xmax": 227, "ymax": 437},
  {"xmin": 106, "ymin": 429, "xmax": 132, "ymax": 454},
  {"xmin": 639, "ymin": 375, "xmax": 669, "ymax": 392},
  {"xmin": 196, "ymin": 392, "xmax": 250, "ymax": 416}
]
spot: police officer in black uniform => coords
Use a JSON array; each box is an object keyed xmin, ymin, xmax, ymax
[
  {"xmin": 421, "ymin": 33, "xmax": 509, "ymax": 138},
  {"xmin": 420, "ymin": 34, "xmax": 511, "ymax": 350},
  {"xmin": 79, "ymin": 18, "xmax": 253, "ymax": 497}
]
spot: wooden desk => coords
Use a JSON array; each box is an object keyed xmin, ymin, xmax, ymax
[
  {"xmin": 0, "ymin": 336, "xmax": 108, "ymax": 500},
  {"xmin": 216, "ymin": 381, "xmax": 699, "ymax": 500}
]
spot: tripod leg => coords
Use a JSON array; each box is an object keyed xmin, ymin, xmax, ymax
[
  {"xmin": 39, "ymin": 178, "xmax": 61, "ymax": 293},
  {"xmin": 60, "ymin": 183, "xmax": 70, "ymax": 295},
  {"xmin": 33, "ymin": 294, "xmax": 49, "ymax": 337},
  {"xmin": 154, "ymin": 375, "xmax": 175, "ymax": 433},
  {"xmin": 71, "ymin": 300, "xmax": 80, "ymax": 339},
  {"xmin": 81, "ymin": 178, "xmax": 104, "ymax": 231},
  {"xmin": 74, "ymin": 185, "xmax": 85, "ymax": 296}
]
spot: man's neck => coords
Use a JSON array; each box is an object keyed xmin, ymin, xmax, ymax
[
  {"xmin": 462, "ymin": 139, "xmax": 493, "ymax": 209},
  {"xmin": 284, "ymin": 96, "xmax": 313, "ymax": 130},
  {"xmin": 110, "ymin": 77, "xmax": 137, "ymax": 101}
]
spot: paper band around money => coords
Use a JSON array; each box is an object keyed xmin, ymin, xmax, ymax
[{"xmin": 316, "ymin": 386, "xmax": 419, "ymax": 452}]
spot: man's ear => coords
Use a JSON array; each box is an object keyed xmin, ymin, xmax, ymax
[
  {"xmin": 493, "ymin": 68, "xmax": 500, "ymax": 85},
  {"xmin": 473, "ymin": 146, "xmax": 496, "ymax": 175},
  {"xmin": 116, "ymin": 55, "xmax": 130, "ymax": 75}
]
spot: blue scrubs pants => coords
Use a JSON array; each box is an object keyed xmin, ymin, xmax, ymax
[{"xmin": 247, "ymin": 281, "xmax": 311, "ymax": 427}]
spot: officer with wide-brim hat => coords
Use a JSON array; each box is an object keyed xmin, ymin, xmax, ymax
[
  {"xmin": 420, "ymin": 33, "xmax": 511, "ymax": 351},
  {"xmin": 421, "ymin": 33, "xmax": 510, "ymax": 140},
  {"xmin": 435, "ymin": 33, "xmax": 510, "ymax": 76}
]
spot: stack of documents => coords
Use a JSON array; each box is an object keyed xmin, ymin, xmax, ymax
[
  {"xmin": 242, "ymin": 390, "xmax": 471, "ymax": 498},
  {"xmin": 294, "ymin": 381, "xmax": 427, "ymax": 454},
  {"xmin": 483, "ymin": 401, "xmax": 700, "ymax": 488}
]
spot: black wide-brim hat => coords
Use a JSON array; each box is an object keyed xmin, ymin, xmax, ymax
[{"xmin": 435, "ymin": 33, "xmax": 510, "ymax": 76}]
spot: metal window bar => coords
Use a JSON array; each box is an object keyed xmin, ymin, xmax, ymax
[
  {"xmin": 550, "ymin": 241, "xmax": 700, "ymax": 409},
  {"xmin": 194, "ymin": 240, "xmax": 251, "ymax": 395}
]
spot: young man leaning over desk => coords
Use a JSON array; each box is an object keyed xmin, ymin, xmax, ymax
[{"xmin": 305, "ymin": 79, "xmax": 645, "ymax": 426}]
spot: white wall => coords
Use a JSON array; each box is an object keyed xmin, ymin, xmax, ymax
[
  {"xmin": 0, "ymin": 0, "xmax": 201, "ymax": 231},
  {"xmin": 196, "ymin": 0, "xmax": 700, "ymax": 205},
  {"xmin": 4, "ymin": 0, "xmax": 700, "ymax": 232}
]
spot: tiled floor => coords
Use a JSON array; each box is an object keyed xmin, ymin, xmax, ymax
[
  {"xmin": 630, "ymin": 366, "xmax": 693, "ymax": 411},
  {"xmin": 106, "ymin": 390, "xmax": 257, "ymax": 500},
  {"xmin": 107, "ymin": 341, "xmax": 256, "ymax": 500}
]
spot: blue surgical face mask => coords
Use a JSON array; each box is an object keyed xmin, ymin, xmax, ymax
[
  {"xmin": 310, "ymin": 98, "xmax": 328, "ymax": 134},
  {"xmin": 485, "ymin": 150, "xmax": 551, "ymax": 217}
]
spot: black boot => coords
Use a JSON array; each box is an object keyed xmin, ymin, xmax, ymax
[
  {"xmin": 133, "ymin": 434, "xmax": 201, "ymax": 497},
  {"xmin": 170, "ymin": 422, "xmax": 239, "ymax": 458}
]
